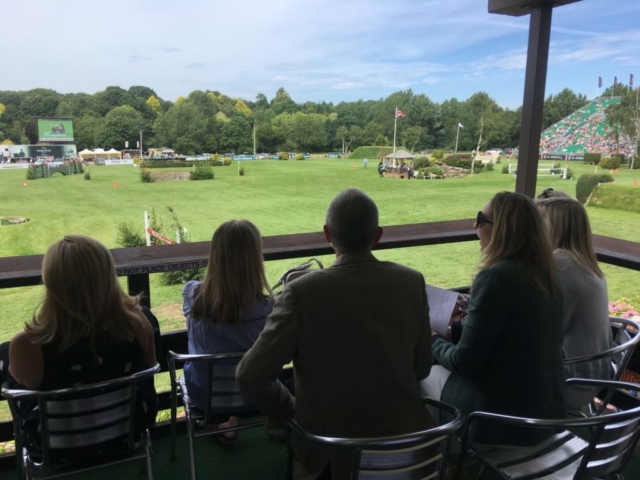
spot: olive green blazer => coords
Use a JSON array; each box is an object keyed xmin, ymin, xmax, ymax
[{"xmin": 433, "ymin": 260, "xmax": 566, "ymax": 445}]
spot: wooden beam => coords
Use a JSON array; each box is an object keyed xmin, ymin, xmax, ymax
[{"xmin": 489, "ymin": 0, "xmax": 581, "ymax": 16}]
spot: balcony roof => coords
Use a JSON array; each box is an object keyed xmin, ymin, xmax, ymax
[{"xmin": 489, "ymin": 0, "xmax": 582, "ymax": 16}]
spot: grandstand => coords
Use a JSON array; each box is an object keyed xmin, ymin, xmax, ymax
[{"xmin": 540, "ymin": 97, "xmax": 635, "ymax": 157}]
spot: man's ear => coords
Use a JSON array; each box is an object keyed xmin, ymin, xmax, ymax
[
  {"xmin": 373, "ymin": 226, "xmax": 383, "ymax": 245},
  {"xmin": 323, "ymin": 225, "xmax": 332, "ymax": 244}
]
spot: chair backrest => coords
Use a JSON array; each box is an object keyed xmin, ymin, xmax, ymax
[
  {"xmin": 564, "ymin": 317, "xmax": 640, "ymax": 413},
  {"xmin": 168, "ymin": 351, "xmax": 254, "ymax": 419},
  {"xmin": 571, "ymin": 380, "xmax": 640, "ymax": 479},
  {"xmin": 2, "ymin": 364, "xmax": 160, "ymax": 468},
  {"xmin": 288, "ymin": 398, "xmax": 462, "ymax": 480}
]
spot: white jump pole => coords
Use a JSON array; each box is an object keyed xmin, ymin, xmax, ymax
[{"xmin": 144, "ymin": 211, "xmax": 151, "ymax": 246}]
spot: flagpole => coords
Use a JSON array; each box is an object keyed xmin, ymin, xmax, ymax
[
  {"xmin": 253, "ymin": 124, "xmax": 256, "ymax": 158},
  {"xmin": 455, "ymin": 124, "xmax": 460, "ymax": 155},
  {"xmin": 393, "ymin": 109, "xmax": 397, "ymax": 153}
]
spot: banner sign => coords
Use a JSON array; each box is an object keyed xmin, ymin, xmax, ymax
[
  {"xmin": 1, "ymin": 145, "xmax": 77, "ymax": 161},
  {"xmin": 568, "ymin": 154, "xmax": 585, "ymax": 161},
  {"xmin": 105, "ymin": 159, "xmax": 133, "ymax": 165},
  {"xmin": 541, "ymin": 154, "xmax": 566, "ymax": 160},
  {"xmin": 38, "ymin": 119, "xmax": 74, "ymax": 142}
]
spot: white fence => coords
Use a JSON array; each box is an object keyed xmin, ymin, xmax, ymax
[{"xmin": 508, "ymin": 162, "xmax": 568, "ymax": 179}]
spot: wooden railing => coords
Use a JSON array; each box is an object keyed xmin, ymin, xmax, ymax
[{"xmin": 0, "ymin": 219, "xmax": 639, "ymax": 456}]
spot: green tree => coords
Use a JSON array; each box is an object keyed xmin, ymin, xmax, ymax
[
  {"xmin": 256, "ymin": 124, "xmax": 284, "ymax": 152},
  {"xmin": 128, "ymin": 86, "xmax": 158, "ymax": 101},
  {"xmin": 0, "ymin": 103, "xmax": 5, "ymax": 117},
  {"xmin": 373, "ymin": 134, "xmax": 391, "ymax": 146},
  {"xmin": 75, "ymin": 114, "xmax": 103, "ymax": 150},
  {"xmin": 56, "ymin": 93, "xmax": 92, "ymax": 118},
  {"xmin": 542, "ymin": 88, "xmax": 588, "ymax": 129},
  {"xmin": 606, "ymin": 89, "xmax": 640, "ymax": 167},
  {"xmin": 92, "ymin": 86, "xmax": 134, "ymax": 116},
  {"xmin": 401, "ymin": 126, "xmax": 424, "ymax": 153},
  {"xmin": 146, "ymin": 95, "xmax": 162, "ymax": 116},
  {"xmin": 235, "ymin": 99, "xmax": 252, "ymax": 116},
  {"xmin": 271, "ymin": 88, "xmax": 298, "ymax": 115},
  {"xmin": 219, "ymin": 115, "xmax": 252, "ymax": 152},
  {"xmin": 96, "ymin": 105, "xmax": 143, "ymax": 149},
  {"xmin": 154, "ymin": 101, "xmax": 211, "ymax": 154}
]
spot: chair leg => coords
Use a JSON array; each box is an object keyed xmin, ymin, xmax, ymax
[
  {"xmin": 187, "ymin": 420, "xmax": 197, "ymax": 480},
  {"xmin": 474, "ymin": 464, "xmax": 486, "ymax": 480},
  {"xmin": 145, "ymin": 430, "xmax": 155, "ymax": 480},
  {"xmin": 170, "ymin": 393, "xmax": 178, "ymax": 460}
]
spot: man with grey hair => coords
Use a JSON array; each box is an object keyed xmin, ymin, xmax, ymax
[{"xmin": 237, "ymin": 188, "xmax": 433, "ymax": 480}]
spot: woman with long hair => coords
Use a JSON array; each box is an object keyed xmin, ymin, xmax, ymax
[
  {"xmin": 421, "ymin": 192, "xmax": 566, "ymax": 445},
  {"xmin": 182, "ymin": 219, "xmax": 274, "ymax": 441},
  {"xmin": 1, "ymin": 235, "xmax": 159, "ymax": 448},
  {"xmin": 537, "ymin": 196, "xmax": 612, "ymax": 408}
]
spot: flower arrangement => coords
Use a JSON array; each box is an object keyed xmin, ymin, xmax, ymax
[{"xmin": 609, "ymin": 298, "xmax": 640, "ymax": 321}]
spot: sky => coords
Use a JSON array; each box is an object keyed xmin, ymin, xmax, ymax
[{"xmin": 2, "ymin": 0, "xmax": 639, "ymax": 109}]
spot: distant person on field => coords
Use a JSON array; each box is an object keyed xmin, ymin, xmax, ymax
[
  {"xmin": 237, "ymin": 188, "xmax": 434, "ymax": 480},
  {"xmin": 363, "ymin": 157, "xmax": 368, "ymax": 168}
]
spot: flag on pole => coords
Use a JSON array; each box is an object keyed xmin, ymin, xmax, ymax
[
  {"xmin": 395, "ymin": 108, "xmax": 406, "ymax": 118},
  {"xmin": 614, "ymin": 76, "xmax": 618, "ymax": 88},
  {"xmin": 598, "ymin": 77, "xmax": 603, "ymax": 88},
  {"xmin": 458, "ymin": 123, "xmax": 464, "ymax": 129},
  {"xmin": 631, "ymin": 74, "xmax": 635, "ymax": 88}
]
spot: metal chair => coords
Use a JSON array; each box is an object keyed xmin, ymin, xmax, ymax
[
  {"xmin": 456, "ymin": 379, "xmax": 640, "ymax": 480},
  {"xmin": 2, "ymin": 363, "xmax": 160, "ymax": 480},
  {"xmin": 564, "ymin": 317, "xmax": 640, "ymax": 414},
  {"xmin": 286, "ymin": 398, "xmax": 463, "ymax": 480},
  {"xmin": 167, "ymin": 351, "xmax": 265, "ymax": 480}
]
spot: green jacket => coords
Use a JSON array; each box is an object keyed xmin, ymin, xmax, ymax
[{"xmin": 433, "ymin": 260, "xmax": 566, "ymax": 445}]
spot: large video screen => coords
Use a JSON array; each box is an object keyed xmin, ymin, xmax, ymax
[
  {"xmin": 38, "ymin": 119, "xmax": 74, "ymax": 142},
  {"xmin": 1, "ymin": 145, "xmax": 77, "ymax": 160}
]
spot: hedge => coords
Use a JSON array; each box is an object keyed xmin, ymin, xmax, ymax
[
  {"xmin": 589, "ymin": 185, "xmax": 640, "ymax": 213},
  {"xmin": 413, "ymin": 157, "xmax": 432, "ymax": 169},
  {"xmin": 584, "ymin": 152, "xmax": 601, "ymax": 164},
  {"xmin": 190, "ymin": 165, "xmax": 215, "ymax": 180},
  {"xmin": 576, "ymin": 174, "xmax": 600, "ymax": 204},
  {"xmin": 141, "ymin": 160, "xmax": 225, "ymax": 169},
  {"xmin": 598, "ymin": 173, "xmax": 614, "ymax": 184},
  {"xmin": 432, "ymin": 150, "xmax": 444, "ymax": 159},
  {"xmin": 600, "ymin": 156, "xmax": 621, "ymax": 169}
]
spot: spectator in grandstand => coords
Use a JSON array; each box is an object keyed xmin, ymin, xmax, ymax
[
  {"xmin": 422, "ymin": 192, "xmax": 565, "ymax": 445},
  {"xmin": 0, "ymin": 235, "xmax": 159, "ymax": 451},
  {"xmin": 182, "ymin": 219, "xmax": 274, "ymax": 443},
  {"xmin": 237, "ymin": 189, "xmax": 434, "ymax": 479},
  {"xmin": 536, "ymin": 197, "xmax": 612, "ymax": 408}
]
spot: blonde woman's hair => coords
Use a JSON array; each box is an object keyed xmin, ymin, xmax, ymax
[
  {"xmin": 480, "ymin": 192, "xmax": 558, "ymax": 297},
  {"xmin": 25, "ymin": 235, "xmax": 145, "ymax": 353},
  {"xmin": 537, "ymin": 197, "xmax": 604, "ymax": 278},
  {"xmin": 191, "ymin": 220, "xmax": 272, "ymax": 324}
]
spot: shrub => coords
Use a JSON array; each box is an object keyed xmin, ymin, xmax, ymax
[
  {"xmin": 502, "ymin": 165, "xmax": 510, "ymax": 174},
  {"xmin": 576, "ymin": 174, "xmax": 600, "ymax": 204},
  {"xmin": 295, "ymin": 153, "xmax": 304, "ymax": 160},
  {"xmin": 210, "ymin": 154, "xmax": 221, "ymax": 161},
  {"xmin": 190, "ymin": 164, "xmax": 214, "ymax": 180},
  {"xmin": 495, "ymin": 157, "xmax": 502, "ymax": 164},
  {"xmin": 564, "ymin": 168, "xmax": 574, "ymax": 179},
  {"xmin": 473, "ymin": 163, "xmax": 485, "ymax": 174},
  {"xmin": 223, "ymin": 157, "xmax": 232, "ymax": 166},
  {"xmin": 141, "ymin": 160, "xmax": 222, "ymax": 169},
  {"xmin": 26, "ymin": 165, "xmax": 38, "ymax": 180},
  {"xmin": 278, "ymin": 151, "xmax": 289, "ymax": 160},
  {"xmin": 84, "ymin": 170, "xmax": 91, "ymax": 180},
  {"xmin": 485, "ymin": 162, "xmax": 494, "ymax": 171},
  {"xmin": 413, "ymin": 157, "xmax": 431, "ymax": 169},
  {"xmin": 612, "ymin": 153, "xmax": 625, "ymax": 165},
  {"xmin": 115, "ymin": 222, "xmax": 146, "ymax": 248},
  {"xmin": 423, "ymin": 166, "xmax": 444, "ymax": 176},
  {"xmin": 632, "ymin": 157, "xmax": 640, "ymax": 169},
  {"xmin": 239, "ymin": 167, "xmax": 245, "ymax": 176},
  {"xmin": 598, "ymin": 173, "xmax": 614, "ymax": 184},
  {"xmin": 140, "ymin": 169, "xmax": 154, "ymax": 183},
  {"xmin": 584, "ymin": 152, "xmax": 601, "ymax": 165},
  {"xmin": 432, "ymin": 149, "xmax": 444, "ymax": 159},
  {"xmin": 600, "ymin": 156, "xmax": 621, "ymax": 169}
]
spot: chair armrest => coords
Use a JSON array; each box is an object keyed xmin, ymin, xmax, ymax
[{"xmin": 1, "ymin": 363, "xmax": 161, "ymax": 399}]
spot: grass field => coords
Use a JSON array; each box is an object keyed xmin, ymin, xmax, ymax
[{"xmin": 1, "ymin": 158, "xmax": 639, "ymax": 344}]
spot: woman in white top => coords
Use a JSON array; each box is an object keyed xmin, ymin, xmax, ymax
[{"xmin": 537, "ymin": 196, "xmax": 613, "ymax": 408}]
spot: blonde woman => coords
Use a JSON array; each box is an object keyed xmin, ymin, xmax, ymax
[
  {"xmin": 0, "ymin": 235, "xmax": 159, "ymax": 448},
  {"xmin": 537, "ymin": 197, "xmax": 612, "ymax": 408},
  {"xmin": 421, "ymin": 192, "xmax": 566, "ymax": 445},
  {"xmin": 182, "ymin": 219, "xmax": 274, "ymax": 441}
]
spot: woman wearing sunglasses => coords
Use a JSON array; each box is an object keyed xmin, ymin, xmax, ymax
[{"xmin": 421, "ymin": 192, "xmax": 566, "ymax": 445}]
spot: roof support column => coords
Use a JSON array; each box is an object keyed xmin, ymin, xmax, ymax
[{"xmin": 516, "ymin": 4, "xmax": 553, "ymax": 197}]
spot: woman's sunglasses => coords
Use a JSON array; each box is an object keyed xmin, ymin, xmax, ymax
[{"xmin": 476, "ymin": 211, "xmax": 493, "ymax": 227}]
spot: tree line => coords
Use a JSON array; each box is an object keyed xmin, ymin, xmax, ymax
[{"xmin": 0, "ymin": 85, "xmax": 599, "ymax": 155}]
